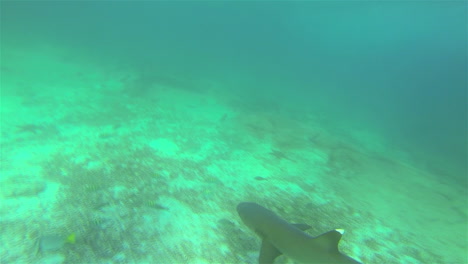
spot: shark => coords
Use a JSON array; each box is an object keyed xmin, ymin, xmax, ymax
[{"xmin": 237, "ymin": 202, "xmax": 361, "ymax": 264}]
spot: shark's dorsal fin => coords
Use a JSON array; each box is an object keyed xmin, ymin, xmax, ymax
[
  {"xmin": 257, "ymin": 224, "xmax": 309, "ymax": 264},
  {"xmin": 314, "ymin": 229, "xmax": 343, "ymax": 252}
]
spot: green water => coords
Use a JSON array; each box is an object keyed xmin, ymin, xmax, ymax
[{"xmin": 1, "ymin": 2, "xmax": 466, "ymax": 264}]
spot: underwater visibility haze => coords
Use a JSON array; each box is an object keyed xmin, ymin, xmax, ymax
[{"xmin": 0, "ymin": 1, "xmax": 466, "ymax": 263}]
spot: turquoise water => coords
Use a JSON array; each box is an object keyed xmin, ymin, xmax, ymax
[{"xmin": 1, "ymin": 2, "xmax": 466, "ymax": 264}]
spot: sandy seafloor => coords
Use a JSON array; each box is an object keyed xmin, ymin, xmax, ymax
[{"xmin": 0, "ymin": 44, "xmax": 466, "ymax": 264}]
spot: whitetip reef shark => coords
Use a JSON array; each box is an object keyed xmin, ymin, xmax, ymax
[{"xmin": 237, "ymin": 202, "xmax": 361, "ymax": 264}]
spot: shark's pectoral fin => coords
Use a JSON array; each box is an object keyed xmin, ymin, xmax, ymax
[{"xmin": 259, "ymin": 239, "xmax": 282, "ymax": 264}]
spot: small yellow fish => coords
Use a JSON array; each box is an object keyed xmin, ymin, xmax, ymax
[{"xmin": 65, "ymin": 233, "xmax": 76, "ymax": 244}]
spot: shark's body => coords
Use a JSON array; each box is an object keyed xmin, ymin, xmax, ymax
[{"xmin": 237, "ymin": 202, "xmax": 361, "ymax": 264}]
